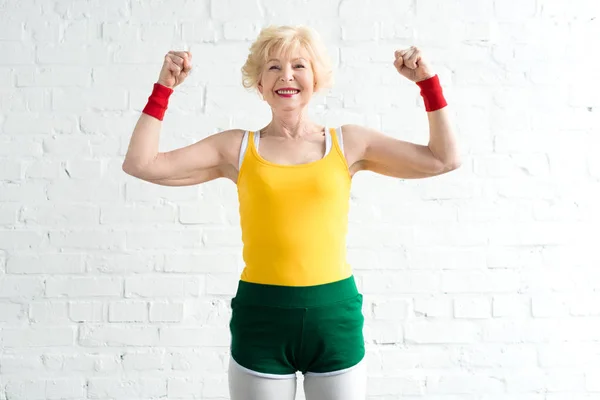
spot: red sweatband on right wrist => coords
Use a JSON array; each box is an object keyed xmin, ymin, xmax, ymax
[
  {"xmin": 142, "ymin": 83, "xmax": 174, "ymax": 121},
  {"xmin": 416, "ymin": 74, "xmax": 447, "ymax": 112}
]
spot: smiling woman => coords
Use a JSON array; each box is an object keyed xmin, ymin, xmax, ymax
[
  {"xmin": 241, "ymin": 25, "xmax": 334, "ymax": 95},
  {"xmin": 122, "ymin": 23, "xmax": 459, "ymax": 400}
]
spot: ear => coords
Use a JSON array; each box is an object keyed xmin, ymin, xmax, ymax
[{"xmin": 257, "ymin": 82, "xmax": 265, "ymax": 100}]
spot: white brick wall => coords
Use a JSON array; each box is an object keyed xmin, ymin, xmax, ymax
[{"xmin": 1, "ymin": 0, "xmax": 599, "ymax": 399}]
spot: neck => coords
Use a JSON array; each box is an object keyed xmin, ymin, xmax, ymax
[{"xmin": 263, "ymin": 110, "xmax": 320, "ymax": 139}]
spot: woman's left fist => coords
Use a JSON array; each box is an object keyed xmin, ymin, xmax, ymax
[{"xmin": 394, "ymin": 46, "xmax": 435, "ymax": 82}]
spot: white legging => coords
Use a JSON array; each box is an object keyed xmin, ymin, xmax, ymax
[{"xmin": 228, "ymin": 357, "xmax": 367, "ymax": 400}]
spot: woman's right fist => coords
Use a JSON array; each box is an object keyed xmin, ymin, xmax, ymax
[{"xmin": 157, "ymin": 51, "xmax": 192, "ymax": 89}]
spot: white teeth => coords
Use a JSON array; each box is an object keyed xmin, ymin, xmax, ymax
[{"xmin": 277, "ymin": 90, "xmax": 299, "ymax": 95}]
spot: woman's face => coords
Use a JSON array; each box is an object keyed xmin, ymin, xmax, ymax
[{"xmin": 258, "ymin": 49, "xmax": 315, "ymax": 111}]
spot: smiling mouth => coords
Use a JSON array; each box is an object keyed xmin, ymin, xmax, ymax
[{"xmin": 276, "ymin": 90, "xmax": 300, "ymax": 96}]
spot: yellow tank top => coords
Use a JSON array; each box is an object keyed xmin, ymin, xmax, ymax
[{"xmin": 236, "ymin": 127, "xmax": 352, "ymax": 287}]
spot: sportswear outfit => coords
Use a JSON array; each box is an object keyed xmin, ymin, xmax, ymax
[
  {"xmin": 139, "ymin": 73, "xmax": 448, "ymax": 379},
  {"xmin": 230, "ymin": 127, "xmax": 364, "ymax": 378}
]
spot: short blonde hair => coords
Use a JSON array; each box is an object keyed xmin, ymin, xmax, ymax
[{"xmin": 241, "ymin": 25, "xmax": 334, "ymax": 94}]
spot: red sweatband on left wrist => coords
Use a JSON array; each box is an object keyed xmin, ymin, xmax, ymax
[
  {"xmin": 416, "ymin": 74, "xmax": 447, "ymax": 112},
  {"xmin": 142, "ymin": 83, "xmax": 174, "ymax": 121}
]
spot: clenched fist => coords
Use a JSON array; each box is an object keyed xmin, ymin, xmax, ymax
[
  {"xmin": 157, "ymin": 51, "xmax": 192, "ymax": 89},
  {"xmin": 394, "ymin": 46, "xmax": 434, "ymax": 83}
]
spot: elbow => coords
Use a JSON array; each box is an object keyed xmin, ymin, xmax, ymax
[
  {"xmin": 444, "ymin": 158, "xmax": 462, "ymax": 172},
  {"xmin": 122, "ymin": 154, "xmax": 158, "ymax": 178},
  {"xmin": 428, "ymin": 145, "xmax": 462, "ymax": 174},
  {"xmin": 122, "ymin": 160, "xmax": 145, "ymax": 178},
  {"xmin": 122, "ymin": 160, "xmax": 135, "ymax": 175},
  {"xmin": 439, "ymin": 149, "xmax": 463, "ymax": 172},
  {"xmin": 433, "ymin": 157, "xmax": 462, "ymax": 174}
]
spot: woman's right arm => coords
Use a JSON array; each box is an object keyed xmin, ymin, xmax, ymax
[
  {"xmin": 122, "ymin": 116, "xmax": 241, "ymax": 186},
  {"xmin": 121, "ymin": 50, "xmax": 241, "ymax": 186}
]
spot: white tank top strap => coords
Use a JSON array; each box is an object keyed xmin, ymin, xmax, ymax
[
  {"xmin": 324, "ymin": 126, "xmax": 332, "ymax": 155},
  {"xmin": 334, "ymin": 126, "xmax": 345, "ymax": 157},
  {"xmin": 238, "ymin": 130, "xmax": 250, "ymax": 170}
]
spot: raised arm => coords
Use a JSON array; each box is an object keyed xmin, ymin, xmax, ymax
[
  {"xmin": 122, "ymin": 50, "xmax": 241, "ymax": 186},
  {"xmin": 345, "ymin": 47, "xmax": 461, "ymax": 179},
  {"xmin": 122, "ymin": 116, "xmax": 241, "ymax": 186}
]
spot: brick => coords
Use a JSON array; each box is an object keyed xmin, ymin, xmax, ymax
[
  {"xmin": 0, "ymin": 354, "xmax": 44, "ymax": 373},
  {"xmin": 149, "ymin": 302, "xmax": 184, "ymax": 322},
  {"xmin": 125, "ymin": 275, "xmax": 201, "ymax": 298},
  {"xmin": 21, "ymin": 204, "xmax": 99, "ymax": 226},
  {"xmin": 0, "ymin": 277, "xmax": 45, "ymax": 299},
  {"xmin": 101, "ymin": 204, "xmax": 177, "ymax": 225},
  {"xmin": 16, "ymin": 66, "xmax": 92, "ymax": 87},
  {"xmin": 0, "ymin": 303, "xmax": 25, "ymax": 323},
  {"xmin": 7, "ymin": 254, "xmax": 85, "ymax": 274},
  {"xmin": 87, "ymin": 376, "xmax": 166, "ymax": 398},
  {"xmin": 121, "ymin": 349, "xmax": 167, "ymax": 371},
  {"xmin": 1, "ymin": 327, "xmax": 75, "ymax": 347},
  {"xmin": 108, "ymin": 301, "xmax": 147, "ymax": 322},
  {"xmin": 69, "ymin": 301, "xmax": 104, "ymax": 323},
  {"xmin": 362, "ymin": 271, "xmax": 440, "ymax": 294},
  {"xmin": 78, "ymin": 325, "xmax": 159, "ymax": 347},
  {"xmin": 45, "ymin": 277, "xmax": 123, "ymax": 298},
  {"xmin": 454, "ymin": 296, "xmax": 491, "ymax": 319},
  {"xmin": 405, "ymin": 321, "xmax": 481, "ymax": 344},
  {"xmin": 0, "ymin": 42, "xmax": 35, "ymax": 64}
]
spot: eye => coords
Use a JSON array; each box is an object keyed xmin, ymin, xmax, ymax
[
  {"xmin": 295, "ymin": 64, "xmax": 305, "ymax": 68},
  {"xmin": 269, "ymin": 65, "xmax": 280, "ymax": 70}
]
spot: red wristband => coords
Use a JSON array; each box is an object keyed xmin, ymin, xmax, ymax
[
  {"xmin": 416, "ymin": 74, "xmax": 447, "ymax": 112},
  {"xmin": 142, "ymin": 83, "xmax": 174, "ymax": 121}
]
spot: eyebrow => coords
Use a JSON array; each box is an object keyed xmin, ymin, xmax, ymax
[{"xmin": 267, "ymin": 58, "xmax": 307, "ymax": 63}]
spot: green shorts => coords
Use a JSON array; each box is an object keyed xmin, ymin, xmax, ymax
[{"xmin": 229, "ymin": 275, "xmax": 365, "ymax": 378}]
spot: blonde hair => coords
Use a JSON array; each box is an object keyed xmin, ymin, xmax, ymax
[{"xmin": 241, "ymin": 25, "xmax": 334, "ymax": 94}]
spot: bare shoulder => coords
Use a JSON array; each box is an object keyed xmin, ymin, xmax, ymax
[
  {"xmin": 339, "ymin": 124, "xmax": 370, "ymax": 171},
  {"xmin": 340, "ymin": 124, "xmax": 376, "ymax": 142},
  {"xmin": 212, "ymin": 128, "xmax": 247, "ymax": 182},
  {"xmin": 213, "ymin": 128, "xmax": 246, "ymax": 155}
]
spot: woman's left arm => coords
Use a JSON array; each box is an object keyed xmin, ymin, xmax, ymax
[{"xmin": 347, "ymin": 47, "xmax": 462, "ymax": 179}]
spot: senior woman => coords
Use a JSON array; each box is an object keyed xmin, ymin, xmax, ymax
[{"xmin": 123, "ymin": 25, "xmax": 460, "ymax": 400}]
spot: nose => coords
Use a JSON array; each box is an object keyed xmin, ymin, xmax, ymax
[{"xmin": 279, "ymin": 65, "xmax": 294, "ymax": 82}]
